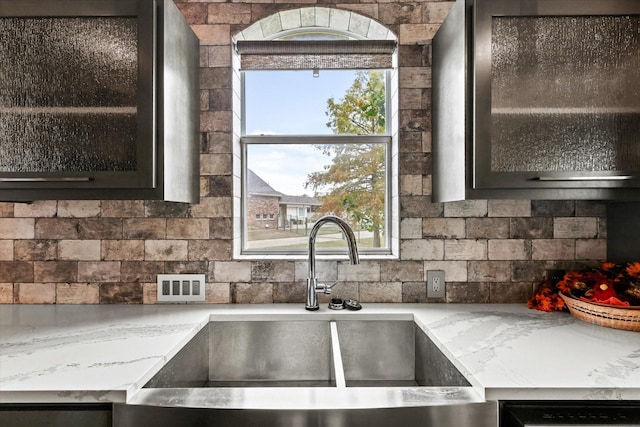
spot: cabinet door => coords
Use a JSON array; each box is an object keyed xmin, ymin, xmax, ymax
[
  {"xmin": 0, "ymin": 0, "xmax": 155, "ymax": 191},
  {"xmin": 474, "ymin": 0, "xmax": 640, "ymax": 190},
  {"xmin": 0, "ymin": 403, "xmax": 112, "ymax": 427},
  {"xmin": 499, "ymin": 401, "xmax": 640, "ymax": 426}
]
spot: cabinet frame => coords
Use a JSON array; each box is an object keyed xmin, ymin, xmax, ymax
[
  {"xmin": 0, "ymin": 0, "xmax": 199, "ymax": 202},
  {"xmin": 433, "ymin": 0, "xmax": 640, "ymax": 201},
  {"xmin": 0, "ymin": 0, "xmax": 156, "ymax": 190},
  {"xmin": 475, "ymin": 0, "xmax": 640, "ymax": 191}
]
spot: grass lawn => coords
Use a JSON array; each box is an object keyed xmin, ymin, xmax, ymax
[
  {"xmin": 248, "ymin": 229, "xmax": 303, "ymax": 240},
  {"xmin": 247, "ymin": 223, "xmax": 378, "ymax": 250},
  {"xmin": 263, "ymin": 237, "xmax": 376, "ymax": 250},
  {"xmin": 248, "ymin": 224, "xmax": 356, "ymax": 241}
]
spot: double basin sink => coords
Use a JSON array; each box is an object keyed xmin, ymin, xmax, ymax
[{"xmin": 116, "ymin": 317, "xmax": 496, "ymax": 426}]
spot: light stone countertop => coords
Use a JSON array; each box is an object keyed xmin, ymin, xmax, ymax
[{"xmin": 1, "ymin": 303, "xmax": 639, "ymax": 404}]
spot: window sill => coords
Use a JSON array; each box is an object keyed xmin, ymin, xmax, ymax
[{"xmin": 234, "ymin": 252, "xmax": 399, "ymax": 261}]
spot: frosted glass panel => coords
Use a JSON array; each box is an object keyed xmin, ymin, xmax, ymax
[
  {"xmin": 0, "ymin": 113, "xmax": 137, "ymax": 172},
  {"xmin": 0, "ymin": 17, "xmax": 138, "ymax": 172},
  {"xmin": 490, "ymin": 15, "xmax": 640, "ymax": 173},
  {"xmin": 492, "ymin": 114, "xmax": 640, "ymax": 172}
]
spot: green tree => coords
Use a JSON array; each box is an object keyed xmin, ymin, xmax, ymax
[
  {"xmin": 325, "ymin": 70, "xmax": 386, "ymax": 134},
  {"xmin": 305, "ymin": 71, "xmax": 386, "ymax": 247}
]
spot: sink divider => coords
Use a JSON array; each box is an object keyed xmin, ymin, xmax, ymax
[{"xmin": 329, "ymin": 321, "xmax": 346, "ymax": 388}]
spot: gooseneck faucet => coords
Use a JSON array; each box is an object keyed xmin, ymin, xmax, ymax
[{"xmin": 306, "ymin": 215, "xmax": 360, "ymax": 311}]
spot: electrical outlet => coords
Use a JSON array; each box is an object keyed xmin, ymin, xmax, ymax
[
  {"xmin": 157, "ymin": 274, "xmax": 206, "ymax": 303},
  {"xmin": 427, "ymin": 270, "xmax": 445, "ymax": 298}
]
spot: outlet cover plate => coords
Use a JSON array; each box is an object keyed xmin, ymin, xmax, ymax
[
  {"xmin": 157, "ymin": 274, "xmax": 206, "ymax": 303},
  {"xmin": 427, "ymin": 270, "xmax": 445, "ymax": 299}
]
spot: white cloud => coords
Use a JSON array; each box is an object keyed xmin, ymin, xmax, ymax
[
  {"xmin": 267, "ymin": 151, "xmax": 287, "ymax": 160},
  {"xmin": 248, "ymin": 144, "xmax": 332, "ymax": 196}
]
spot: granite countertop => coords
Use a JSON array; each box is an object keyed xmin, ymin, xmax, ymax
[{"xmin": 1, "ymin": 303, "xmax": 639, "ymax": 404}]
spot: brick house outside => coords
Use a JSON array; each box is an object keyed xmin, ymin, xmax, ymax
[{"xmin": 247, "ymin": 169, "xmax": 321, "ymax": 230}]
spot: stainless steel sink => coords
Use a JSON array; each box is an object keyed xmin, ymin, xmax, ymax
[
  {"xmin": 141, "ymin": 319, "xmax": 469, "ymax": 389},
  {"xmin": 144, "ymin": 320, "xmax": 336, "ymax": 388},
  {"xmin": 116, "ymin": 318, "xmax": 496, "ymax": 427},
  {"xmin": 336, "ymin": 320, "xmax": 470, "ymax": 387}
]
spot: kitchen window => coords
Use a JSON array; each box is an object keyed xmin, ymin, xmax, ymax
[
  {"xmin": 231, "ymin": 8, "xmax": 400, "ymax": 259},
  {"xmin": 237, "ymin": 33, "xmax": 396, "ymax": 257}
]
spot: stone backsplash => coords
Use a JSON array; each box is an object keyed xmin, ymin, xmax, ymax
[{"xmin": 0, "ymin": 0, "xmax": 606, "ymax": 305}]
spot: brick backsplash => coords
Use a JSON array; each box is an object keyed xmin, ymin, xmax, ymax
[{"xmin": 0, "ymin": 0, "xmax": 607, "ymax": 305}]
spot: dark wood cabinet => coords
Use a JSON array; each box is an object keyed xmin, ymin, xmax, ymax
[
  {"xmin": 433, "ymin": 0, "xmax": 640, "ymax": 202},
  {"xmin": 499, "ymin": 400, "xmax": 640, "ymax": 426},
  {"xmin": 0, "ymin": 403, "xmax": 112, "ymax": 427},
  {"xmin": 0, "ymin": 0, "xmax": 199, "ymax": 202}
]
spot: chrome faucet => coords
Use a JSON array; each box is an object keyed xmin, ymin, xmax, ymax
[{"xmin": 306, "ymin": 215, "xmax": 360, "ymax": 311}]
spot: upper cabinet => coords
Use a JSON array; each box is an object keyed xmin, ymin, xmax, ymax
[
  {"xmin": 0, "ymin": 0, "xmax": 199, "ymax": 203},
  {"xmin": 432, "ymin": 0, "xmax": 640, "ymax": 202}
]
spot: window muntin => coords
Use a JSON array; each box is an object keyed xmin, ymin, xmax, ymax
[{"xmin": 276, "ymin": 32, "xmax": 351, "ymax": 41}]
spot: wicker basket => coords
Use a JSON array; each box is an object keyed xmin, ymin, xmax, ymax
[{"xmin": 559, "ymin": 293, "xmax": 640, "ymax": 332}]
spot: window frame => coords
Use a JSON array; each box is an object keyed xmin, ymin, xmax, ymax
[{"xmin": 240, "ymin": 68, "xmax": 393, "ymax": 257}]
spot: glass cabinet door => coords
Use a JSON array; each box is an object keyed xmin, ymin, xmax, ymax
[
  {"xmin": 0, "ymin": 0, "xmax": 154, "ymax": 189},
  {"xmin": 473, "ymin": 0, "xmax": 640, "ymax": 190}
]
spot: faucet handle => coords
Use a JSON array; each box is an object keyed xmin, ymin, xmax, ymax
[
  {"xmin": 315, "ymin": 281, "xmax": 338, "ymax": 294},
  {"xmin": 324, "ymin": 281, "xmax": 339, "ymax": 293}
]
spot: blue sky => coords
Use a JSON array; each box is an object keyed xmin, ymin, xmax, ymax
[
  {"xmin": 244, "ymin": 70, "xmax": 358, "ymax": 195},
  {"xmin": 245, "ymin": 70, "xmax": 357, "ymax": 135}
]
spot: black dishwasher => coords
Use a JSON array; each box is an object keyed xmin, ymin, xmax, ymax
[{"xmin": 500, "ymin": 401, "xmax": 640, "ymax": 426}]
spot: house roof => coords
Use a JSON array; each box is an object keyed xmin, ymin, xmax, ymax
[
  {"xmin": 247, "ymin": 169, "xmax": 281, "ymax": 197},
  {"xmin": 247, "ymin": 169, "xmax": 322, "ymax": 206},
  {"xmin": 280, "ymin": 194, "xmax": 322, "ymax": 206}
]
